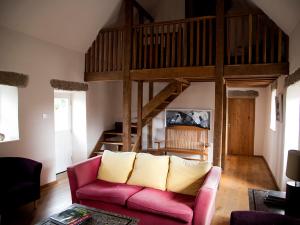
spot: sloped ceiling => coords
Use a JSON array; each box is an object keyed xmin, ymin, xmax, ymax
[
  {"xmin": 250, "ymin": 0, "xmax": 300, "ymax": 35},
  {"xmin": 0, "ymin": 0, "xmax": 123, "ymax": 53},
  {"xmin": 1, "ymin": 0, "xmax": 300, "ymax": 53}
]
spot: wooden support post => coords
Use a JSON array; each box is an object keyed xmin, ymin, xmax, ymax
[
  {"xmin": 123, "ymin": 0, "xmax": 133, "ymax": 151},
  {"xmin": 148, "ymin": 82, "xmax": 154, "ymax": 149},
  {"xmin": 137, "ymin": 81, "xmax": 143, "ymax": 151},
  {"xmin": 221, "ymin": 83, "xmax": 227, "ymax": 170},
  {"xmin": 213, "ymin": 0, "xmax": 224, "ymax": 167}
]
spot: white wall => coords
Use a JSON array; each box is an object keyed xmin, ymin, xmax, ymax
[
  {"xmin": 0, "ymin": 26, "xmax": 118, "ymax": 185},
  {"xmin": 86, "ymin": 81, "xmax": 122, "ymax": 154},
  {"xmin": 228, "ymin": 87, "xmax": 267, "ymax": 156},
  {"xmin": 262, "ymin": 76, "xmax": 286, "ymax": 189},
  {"xmin": 71, "ymin": 91, "xmax": 87, "ymax": 162}
]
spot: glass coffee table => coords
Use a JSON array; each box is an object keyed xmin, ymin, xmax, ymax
[{"xmin": 35, "ymin": 203, "xmax": 138, "ymax": 225}]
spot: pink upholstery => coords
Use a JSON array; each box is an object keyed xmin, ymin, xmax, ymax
[
  {"xmin": 194, "ymin": 167, "xmax": 222, "ymax": 225},
  {"xmin": 128, "ymin": 188, "xmax": 194, "ymax": 223},
  {"xmin": 67, "ymin": 157, "xmax": 221, "ymax": 225},
  {"xmin": 67, "ymin": 156, "xmax": 101, "ymax": 203},
  {"xmin": 76, "ymin": 179, "xmax": 143, "ymax": 206}
]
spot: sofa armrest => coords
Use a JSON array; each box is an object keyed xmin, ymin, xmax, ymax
[
  {"xmin": 67, "ymin": 156, "xmax": 101, "ymax": 203},
  {"xmin": 193, "ymin": 166, "xmax": 222, "ymax": 225}
]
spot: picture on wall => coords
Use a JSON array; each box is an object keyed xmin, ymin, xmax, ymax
[{"xmin": 165, "ymin": 109, "xmax": 211, "ymax": 129}]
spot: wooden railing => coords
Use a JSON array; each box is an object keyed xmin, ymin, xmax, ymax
[
  {"xmin": 85, "ymin": 14, "xmax": 288, "ymax": 74},
  {"xmin": 225, "ymin": 13, "xmax": 288, "ymax": 65},
  {"xmin": 85, "ymin": 27, "xmax": 124, "ymax": 73},
  {"xmin": 131, "ymin": 16, "xmax": 216, "ymax": 69}
]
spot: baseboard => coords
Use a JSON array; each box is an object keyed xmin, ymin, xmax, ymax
[
  {"xmin": 41, "ymin": 180, "xmax": 58, "ymax": 190},
  {"xmin": 260, "ymin": 156, "xmax": 280, "ymax": 191}
]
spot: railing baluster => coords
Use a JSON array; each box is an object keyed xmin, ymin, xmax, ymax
[
  {"xmin": 184, "ymin": 22, "xmax": 188, "ymax": 66},
  {"xmin": 241, "ymin": 16, "xmax": 245, "ymax": 64},
  {"xmin": 103, "ymin": 32, "xmax": 108, "ymax": 71},
  {"xmin": 190, "ymin": 20, "xmax": 194, "ymax": 66},
  {"xmin": 178, "ymin": 23, "xmax": 182, "ymax": 67},
  {"xmin": 160, "ymin": 25, "xmax": 164, "ymax": 68},
  {"xmin": 171, "ymin": 24, "xmax": 176, "ymax": 67},
  {"xmin": 117, "ymin": 31, "xmax": 121, "ymax": 71},
  {"xmin": 139, "ymin": 27, "xmax": 143, "ymax": 69},
  {"xmin": 166, "ymin": 24, "xmax": 170, "ymax": 67},
  {"xmin": 99, "ymin": 33, "xmax": 103, "ymax": 72},
  {"xmin": 144, "ymin": 26, "xmax": 148, "ymax": 68},
  {"xmin": 108, "ymin": 32, "xmax": 112, "ymax": 71},
  {"xmin": 263, "ymin": 21, "xmax": 267, "ymax": 64},
  {"xmin": 278, "ymin": 29, "xmax": 282, "ymax": 63},
  {"xmin": 209, "ymin": 18, "xmax": 213, "ymax": 65},
  {"xmin": 255, "ymin": 15, "xmax": 259, "ymax": 64},
  {"xmin": 155, "ymin": 25, "xmax": 159, "ymax": 68},
  {"xmin": 270, "ymin": 27, "xmax": 274, "ymax": 63},
  {"xmin": 95, "ymin": 36, "xmax": 99, "ymax": 72},
  {"xmin": 196, "ymin": 18, "xmax": 200, "ymax": 66},
  {"xmin": 248, "ymin": 14, "xmax": 252, "ymax": 64},
  {"xmin": 202, "ymin": 19, "xmax": 206, "ymax": 66},
  {"xmin": 91, "ymin": 41, "xmax": 95, "ymax": 72},
  {"xmin": 227, "ymin": 18, "xmax": 231, "ymax": 65},
  {"xmin": 113, "ymin": 31, "xmax": 117, "ymax": 70},
  {"xmin": 150, "ymin": 26, "xmax": 153, "ymax": 68},
  {"xmin": 85, "ymin": 52, "xmax": 89, "ymax": 73},
  {"xmin": 132, "ymin": 28, "xmax": 137, "ymax": 69}
]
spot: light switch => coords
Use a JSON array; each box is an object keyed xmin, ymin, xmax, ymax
[{"xmin": 42, "ymin": 113, "xmax": 48, "ymax": 119}]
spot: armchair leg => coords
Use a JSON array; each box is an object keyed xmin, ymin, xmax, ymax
[{"xmin": 34, "ymin": 201, "xmax": 37, "ymax": 209}]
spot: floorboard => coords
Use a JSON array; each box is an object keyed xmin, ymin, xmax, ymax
[{"xmin": 1, "ymin": 155, "xmax": 277, "ymax": 225}]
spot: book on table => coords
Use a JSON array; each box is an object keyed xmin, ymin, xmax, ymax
[{"xmin": 49, "ymin": 206, "xmax": 92, "ymax": 225}]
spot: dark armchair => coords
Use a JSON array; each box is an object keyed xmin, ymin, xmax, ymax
[
  {"xmin": 0, "ymin": 157, "xmax": 42, "ymax": 212},
  {"xmin": 230, "ymin": 211, "xmax": 300, "ymax": 225}
]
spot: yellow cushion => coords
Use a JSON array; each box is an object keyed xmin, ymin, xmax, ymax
[
  {"xmin": 167, "ymin": 156, "xmax": 212, "ymax": 196},
  {"xmin": 127, "ymin": 153, "xmax": 170, "ymax": 191},
  {"xmin": 97, "ymin": 150, "xmax": 136, "ymax": 183}
]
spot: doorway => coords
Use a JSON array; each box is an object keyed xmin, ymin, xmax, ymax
[
  {"xmin": 227, "ymin": 98, "xmax": 255, "ymax": 156},
  {"xmin": 54, "ymin": 91, "xmax": 73, "ymax": 174}
]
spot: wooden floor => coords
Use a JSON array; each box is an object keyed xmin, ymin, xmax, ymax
[{"xmin": 2, "ymin": 155, "xmax": 277, "ymax": 225}]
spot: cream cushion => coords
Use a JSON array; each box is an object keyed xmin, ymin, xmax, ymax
[
  {"xmin": 127, "ymin": 153, "xmax": 170, "ymax": 190},
  {"xmin": 97, "ymin": 150, "xmax": 136, "ymax": 183},
  {"xmin": 167, "ymin": 156, "xmax": 212, "ymax": 196}
]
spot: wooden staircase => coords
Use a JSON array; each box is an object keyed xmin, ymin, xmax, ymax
[
  {"xmin": 142, "ymin": 79, "xmax": 190, "ymax": 126},
  {"xmin": 89, "ymin": 79, "xmax": 190, "ymax": 157},
  {"xmin": 89, "ymin": 122, "xmax": 137, "ymax": 157}
]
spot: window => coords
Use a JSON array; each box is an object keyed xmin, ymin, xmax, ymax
[
  {"xmin": 0, "ymin": 84, "xmax": 19, "ymax": 142},
  {"xmin": 270, "ymin": 89, "xmax": 276, "ymax": 131},
  {"xmin": 54, "ymin": 96, "xmax": 71, "ymax": 132}
]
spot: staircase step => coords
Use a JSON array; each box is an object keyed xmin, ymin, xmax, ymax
[
  {"xmin": 99, "ymin": 141, "xmax": 134, "ymax": 146},
  {"xmin": 104, "ymin": 130, "xmax": 137, "ymax": 136}
]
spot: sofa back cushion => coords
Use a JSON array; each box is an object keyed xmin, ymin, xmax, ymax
[
  {"xmin": 167, "ymin": 156, "xmax": 212, "ymax": 196},
  {"xmin": 97, "ymin": 150, "xmax": 136, "ymax": 183},
  {"xmin": 127, "ymin": 153, "xmax": 169, "ymax": 191}
]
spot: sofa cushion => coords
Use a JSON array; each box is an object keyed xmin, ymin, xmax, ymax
[
  {"xmin": 127, "ymin": 188, "xmax": 194, "ymax": 223},
  {"xmin": 76, "ymin": 179, "xmax": 143, "ymax": 206},
  {"xmin": 97, "ymin": 150, "xmax": 136, "ymax": 183},
  {"xmin": 127, "ymin": 153, "xmax": 169, "ymax": 191},
  {"xmin": 167, "ymin": 156, "xmax": 212, "ymax": 196}
]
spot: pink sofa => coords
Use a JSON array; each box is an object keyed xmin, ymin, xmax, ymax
[{"xmin": 67, "ymin": 156, "xmax": 221, "ymax": 225}]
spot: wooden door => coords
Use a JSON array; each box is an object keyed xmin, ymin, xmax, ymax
[{"xmin": 228, "ymin": 98, "xmax": 255, "ymax": 156}]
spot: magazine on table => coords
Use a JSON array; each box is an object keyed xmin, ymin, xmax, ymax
[{"xmin": 49, "ymin": 206, "xmax": 92, "ymax": 225}]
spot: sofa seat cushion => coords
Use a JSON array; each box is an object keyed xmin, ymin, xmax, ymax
[
  {"xmin": 76, "ymin": 179, "xmax": 143, "ymax": 206},
  {"xmin": 127, "ymin": 188, "xmax": 194, "ymax": 223}
]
